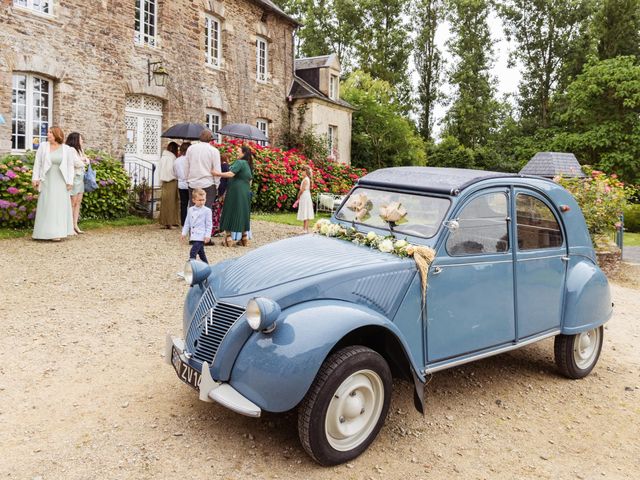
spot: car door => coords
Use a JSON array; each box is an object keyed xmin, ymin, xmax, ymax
[
  {"xmin": 426, "ymin": 189, "xmax": 515, "ymax": 363},
  {"xmin": 513, "ymin": 190, "xmax": 567, "ymax": 339}
]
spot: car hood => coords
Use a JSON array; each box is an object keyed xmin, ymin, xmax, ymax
[{"xmin": 216, "ymin": 234, "xmax": 410, "ymax": 297}]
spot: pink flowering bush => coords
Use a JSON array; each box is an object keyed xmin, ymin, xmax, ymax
[
  {"xmin": 213, "ymin": 139, "xmax": 367, "ymax": 212},
  {"xmin": 0, "ymin": 149, "xmax": 131, "ymax": 228},
  {"xmin": 0, "ymin": 153, "xmax": 38, "ymax": 228},
  {"xmin": 556, "ymin": 167, "xmax": 635, "ymax": 243}
]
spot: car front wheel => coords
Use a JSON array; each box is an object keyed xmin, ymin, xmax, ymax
[
  {"xmin": 554, "ymin": 326, "xmax": 604, "ymax": 379},
  {"xmin": 298, "ymin": 345, "xmax": 392, "ymax": 466}
]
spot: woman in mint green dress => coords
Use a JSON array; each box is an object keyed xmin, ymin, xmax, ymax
[
  {"xmin": 31, "ymin": 127, "xmax": 75, "ymax": 240},
  {"xmin": 213, "ymin": 145, "xmax": 253, "ymax": 246}
]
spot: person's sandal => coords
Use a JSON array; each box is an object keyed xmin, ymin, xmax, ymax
[
  {"xmin": 240, "ymin": 234, "xmax": 249, "ymax": 247},
  {"xmin": 223, "ymin": 235, "xmax": 234, "ymax": 247}
]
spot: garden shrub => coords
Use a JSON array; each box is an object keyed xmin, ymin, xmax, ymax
[
  {"xmin": 81, "ymin": 150, "xmax": 131, "ymax": 219},
  {"xmin": 623, "ymin": 203, "xmax": 640, "ymax": 233},
  {"xmin": 556, "ymin": 167, "xmax": 635, "ymax": 244},
  {"xmin": 0, "ymin": 152, "xmax": 37, "ymax": 228},
  {"xmin": 0, "ymin": 149, "xmax": 131, "ymax": 228},
  {"xmin": 214, "ymin": 139, "xmax": 367, "ymax": 212}
]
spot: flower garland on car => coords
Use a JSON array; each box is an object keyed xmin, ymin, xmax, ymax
[{"xmin": 313, "ymin": 219, "xmax": 436, "ymax": 302}]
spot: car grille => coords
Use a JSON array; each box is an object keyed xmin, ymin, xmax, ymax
[{"xmin": 186, "ymin": 290, "xmax": 245, "ymax": 364}]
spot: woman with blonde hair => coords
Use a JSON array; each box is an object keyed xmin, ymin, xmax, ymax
[{"xmin": 31, "ymin": 126, "xmax": 75, "ymax": 241}]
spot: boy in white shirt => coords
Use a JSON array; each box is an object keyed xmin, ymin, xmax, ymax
[{"xmin": 181, "ymin": 188, "xmax": 213, "ymax": 263}]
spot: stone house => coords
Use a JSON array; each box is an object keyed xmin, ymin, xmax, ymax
[
  {"xmin": 289, "ymin": 54, "xmax": 354, "ymax": 164},
  {"xmin": 0, "ymin": 0, "xmax": 300, "ymax": 168}
]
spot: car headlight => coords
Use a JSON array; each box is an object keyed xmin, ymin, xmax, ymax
[
  {"xmin": 184, "ymin": 259, "xmax": 211, "ymax": 286},
  {"xmin": 246, "ymin": 297, "xmax": 281, "ymax": 333}
]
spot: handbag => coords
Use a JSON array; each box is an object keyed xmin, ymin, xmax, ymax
[{"xmin": 84, "ymin": 163, "xmax": 98, "ymax": 192}]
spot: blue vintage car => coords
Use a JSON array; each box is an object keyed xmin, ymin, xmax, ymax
[{"xmin": 166, "ymin": 167, "xmax": 612, "ymax": 465}]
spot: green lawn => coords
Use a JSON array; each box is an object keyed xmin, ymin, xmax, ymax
[
  {"xmin": 625, "ymin": 231, "xmax": 640, "ymax": 247},
  {"xmin": 253, "ymin": 211, "xmax": 331, "ymax": 226},
  {"xmin": 0, "ymin": 215, "xmax": 153, "ymax": 240}
]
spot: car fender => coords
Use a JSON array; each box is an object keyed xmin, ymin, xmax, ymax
[
  {"xmin": 562, "ymin": 257, "xmax": 613, "ymax": 335},
  {"xmin": 228, "ymin": 300, "xmax": 422, "ymax": 413}
]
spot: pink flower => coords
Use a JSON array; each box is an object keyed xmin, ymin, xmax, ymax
[
  {"xmin": 6, "ymin": 170, "xmax": 16, "ymax": 179},
  {"xmin": 7, "ymin": 186, "xmax": 19, "ymax": 194}
]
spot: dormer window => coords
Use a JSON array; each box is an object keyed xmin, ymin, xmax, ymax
[
  {"xmin": 256, "ymin": 37, "xmax": 268, "ymax": 82},
  {"xmin": 13, "ymin": 0, "xmax": 51, "ymax": 14},
  {"xmin": 205, "ymin": 15, "xmax": 221, "ymax": 67},
  {"xmin": 135, "ymin": 0, "xmax": 157, "ymax": 47},
  {"xmin": 329, "ymin": 74, "xmax": 339, "ymax": 100}
]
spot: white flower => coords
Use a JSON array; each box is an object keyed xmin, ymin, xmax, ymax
[
  {"xmin": 328, "ymin": 224, "xmax": 341, "ymax": 236},
  {"xmin": 395, "ymin": 239, "xmax": 408, "ymax": 249},
  {"xmin": 366, "ymin": 231, "xmax": 377, "ymax": 241},
  {"xmin": 378, "ymin": 239, "xmax": 394, "ymax": 253}
]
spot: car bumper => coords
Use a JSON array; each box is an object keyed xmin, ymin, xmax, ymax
[{"xmin": 165, "ymin": 334, "xmax": 261, "ymax": 418}]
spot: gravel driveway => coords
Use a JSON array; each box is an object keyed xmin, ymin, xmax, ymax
[{"xmin": 1, "ymin": 222, "xmax": 639, "ymax": 479}]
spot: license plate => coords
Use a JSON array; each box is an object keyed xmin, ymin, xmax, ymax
[{"xmin": 171, "ymin": 346, "xmax": 201, "ymax": 391}]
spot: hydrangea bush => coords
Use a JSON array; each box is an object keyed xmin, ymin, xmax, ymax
[
  {"xmin": 0, "ymin": 152, "xmax": 38, "ymax": 227},
  {"xmin": 556, "ymin": 167, "xmax": 635, "ymax": 245},
  {"xmin": 81, "ymin": 150, "xmax": 131, "ymax": 219},
  {"xmin": 0, "ymin": 149, "xmax": 131, "ymax": 228},
  {"xmin": 213, "ymin": 139, "xmax": 367, "ymax": 212}
]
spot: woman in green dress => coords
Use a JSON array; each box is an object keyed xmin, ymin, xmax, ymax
[
  {"xmin": 212, "ymin": 145, "xmax": 253, "ymax": 246},
  {"xmin": 31, "ymin": 127, "xmax": 75, "ymax": 241}
]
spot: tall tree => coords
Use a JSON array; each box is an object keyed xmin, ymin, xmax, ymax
[
  {"xmin": 354, "ymin": 0, "xmax": 413, "ymax": 109},
  {"xmin": 342, "ymin": 71, "xmax": 426, "ymax": 170},
  {"xmin": 275, "ymin": 0, "xmax": 362, "ymax": 70},
  {"xmin": 594, "ymin": 0, "xmax": 640, "ymax": 60},
  {"xmin": 497, "ymin": 0, "xmax": 596, "ymax": 130},
  {"xmin": 414, "ymin": 0, "xmax": 444, "ymax": 141},
  {"xmin": 443, "ymin": 0, "xmax": 500, "ymax": 149},
  {"xmin": 553, "ymin": 56, "xmax": 640, "ymax": 186}
]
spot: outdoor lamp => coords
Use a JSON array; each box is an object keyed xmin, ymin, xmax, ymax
[
  {"xmin": 246, "ymin": 297, "xmax": 281, "ymax": 333},
  {"xmin": 147, "ymin": 59, "xmax": 169, "ymax": 87}
]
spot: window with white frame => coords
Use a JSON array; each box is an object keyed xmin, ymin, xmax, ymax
[
  {"xmin": 205, "ymin": 15, "xmax": 221, "ymax": 67},
  {"xmin": 329, "ymin": 74, "xmax": 339, "ymax": 100},
  {"xmin": 13, "ymin": 0, "xmax": 51, "ymax": 14},
  {"xmin": 134, "ymin": 0, "xmax": 157, "ymax": 46},
  {"xmin": 256, "ymin": 118, "xmax": 268, "ymax": 145},
  {"xmin": 327, "ymin": 125, "xmax": 337, "ymax": 157},
  {"xmin": 11, "ymin": 73, "xmax": 52, "ymax": 151},
  {"xmin": 256, "ymin": 37, "xmax": 268, "ymax": 82},
  {"xmin": 206, "ymin": 109, "xmax": 222, "ymax": 142}
]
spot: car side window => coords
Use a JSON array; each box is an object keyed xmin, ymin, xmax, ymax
[
  {"xmin": 446, "ymin": 192, "xmax": 509, "ymax": 256},
  {"xmin": 516, "ymin": 194, "xmax": 563, "ymax": 250}
]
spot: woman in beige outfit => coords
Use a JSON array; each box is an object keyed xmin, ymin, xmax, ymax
[{"xmin": 158, "ymin": 142, "xmax": 180, "ymax": 228}]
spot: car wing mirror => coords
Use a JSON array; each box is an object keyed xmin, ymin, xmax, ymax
[{"xmin": 443, "ymin": 219, "xmax": 459, "ymax": 232}]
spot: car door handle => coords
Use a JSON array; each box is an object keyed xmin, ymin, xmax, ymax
[{"xmin": 432, "ymin": 266, "xmax": 443, "ymax": 275}]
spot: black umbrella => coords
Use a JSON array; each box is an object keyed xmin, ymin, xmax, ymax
[
  {"xmin": 161, "ymin": 123, "xmax": 206, "ymax": 140},
  {"xmin": 218, "ymin": 123, "xmax": 268, "ymax": 142}
]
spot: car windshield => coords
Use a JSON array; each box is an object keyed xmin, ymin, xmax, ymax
[{"xmin": 335, "ymin": 187, "xmax": 450, "ymax": 238}]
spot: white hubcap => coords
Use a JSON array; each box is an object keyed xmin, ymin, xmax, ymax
[
  {"xmin": 325, "ymin": 370, "xmax": 384, "ymax": 451},
  {"xmin": 573, "ymin": 328, "xmax": 600, "ymax": 369}
]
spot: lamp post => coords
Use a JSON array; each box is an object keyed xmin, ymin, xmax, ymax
[{"xmin": 147, "ymin": 60, "xmax": 169, "ymax": 87}]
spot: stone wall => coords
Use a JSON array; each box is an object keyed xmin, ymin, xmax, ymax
[{"xmin": 0, "ymin": 0, "xmax": 296, "ymax": 156}]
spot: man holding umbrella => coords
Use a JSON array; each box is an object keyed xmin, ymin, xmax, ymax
[{"xmin": 185, "ymin": 129, "xmax": 221, "ymax": 209}]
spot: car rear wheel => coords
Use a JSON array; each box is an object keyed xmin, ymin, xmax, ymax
[
  {"xmin": 554, "ymin": 326, "xmax": 604, "ymax": 379},
  {"xmin": 297, "ymin": 345, "xmax": 392, "ymax": 466}
]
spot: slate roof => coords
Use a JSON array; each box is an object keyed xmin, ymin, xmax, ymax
[
  {"xmin": 295, "ymin": 55, "xmax": 335, "ymax": 70},
  {"xmin": 289, "ymin": 75, "xmax": 355, "ymax": 110},
  {"xmin": 519, "ymin": 152, "xmax": 585, "ymax": 178},
  {"xmin": 359, "ymin": 167, "xmax": 517, "ymax": 195},
  {"xmin": 252, "ymin": 0, "xmax": 301, "ymax": 26}
]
